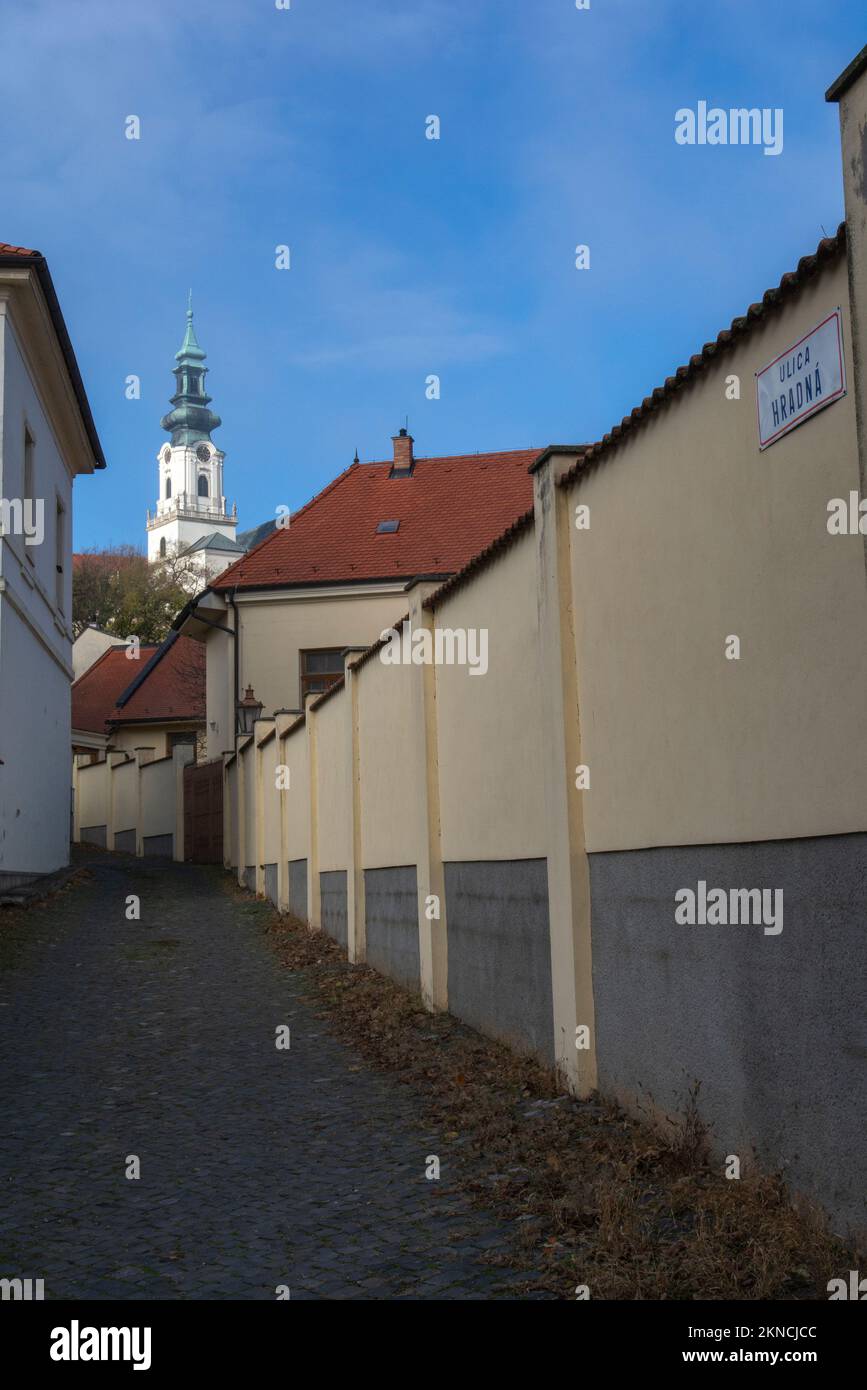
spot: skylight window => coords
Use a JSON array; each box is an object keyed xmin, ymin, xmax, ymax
[{"xmin": 376, "ymin": 519, "xmax": 400, "ymax": 533}]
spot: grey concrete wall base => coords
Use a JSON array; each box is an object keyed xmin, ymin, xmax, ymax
[
  {"xmin": 114, "ymin": 829, "xmax": 136, "ymax": 853},
  {"xmin": 444, "ymin": 858, "xmax": 554, "ymax": 1064},
  {"xmin": 264, "ymin": 863, "xmax": 278, "ymax": 906},
  {"xmin": 320, "ymin": 869, "xmax": 347, "ymax": 947},
  {"xmin": 288, "ymin": 859, "xmax": 307, "ymax": 920},
  {"xmin": 80, "ymin": 825, "xmax": 107, "ymax": 849},
  {"xmin": 143, "ymin": 834, "xmax": 173, "ymax": 858},
  {"xmin": 243, "ymin": 865, "xmax": 256, "ymax": 893},
  {"xmin": 364, "ymin": 865, "xmax": 420, "ymax": 991},
  {"xmin": 589, "ymin": 833, "xmax": 867, "ymax": 1237},
  {"xmin": 0, "ymin": 869, "xmax": 43, "ymax": 890}
]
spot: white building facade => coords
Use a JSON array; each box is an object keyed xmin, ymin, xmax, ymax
[{"xmin": 0, "ymin": 244, "xmax": 105, "ymax": 885}]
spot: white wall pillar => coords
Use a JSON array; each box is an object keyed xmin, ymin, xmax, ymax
[
  {"xmin": 532, "ymin": 449, "xmax": 598, "ymax": 1097},
  {"xmin": 106, "ymin": 751, "xmax": 126, "ymax": 852},
  {"xmin": 133, "ymin": 746, "xmax": 155, "ymax": 859},
  {"xmin": 236, "ymin": 735, "xmax": 252, "ymax": 888},
  {"xmin": 345, "ymin": 666, "xmax": 366, "ymax": 964},
  {"xmin": 407, "ymin": 588, "xmax": 449, "ymax": 1012},
  {"xmin": 254, "ymin": 719, "xmax": 274, "ymax": 896},
  {"xmin": 306, "ymin": 707, "xmax": 321, "ymax": 930},
  {"xmin": 274, "ymin": 712, "xmax": 296, "ymax": 912}
]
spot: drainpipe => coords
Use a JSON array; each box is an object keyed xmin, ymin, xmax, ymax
[{"xmin": 227, "ymin": 589, "xmax": 240, "ymax": 739}]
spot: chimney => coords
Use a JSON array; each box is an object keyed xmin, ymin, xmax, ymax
[
  {"xmin": 390, "ymin": 427, "xmax": 414, "ymax": 476},
  {"xmin": 827, "ymin": 46, "xmax": 867, "ymax": 500}
]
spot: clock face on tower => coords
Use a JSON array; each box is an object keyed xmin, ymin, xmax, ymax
[
  {"xmin": 196, "ymin": 444, "xmax": 211, "ymax": 463},
  {"xmin": 163, "ymin": 448, "xmax": 171, "ymax": 464}
]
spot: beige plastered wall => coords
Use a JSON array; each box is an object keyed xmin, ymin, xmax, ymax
[
  {"xmin": 109, "ymin": 723, "xmax": 200, "ymax": 760},
  {"xmin": 281, "ymin": 720, "xmax": 309, "ymax": 863},
  {"xmin": 140, "ymin": 758, "xmax": 175, "ymax": 839},
  {"xmin": 260, "ymin": 732, "xmax": 281, "ymax": 866},
  {"xmin": 435, "ymin": 528, "xmax": 548, "ymax": 863},
  {"xmin": 77, "ymin": 759, "xmax": 107, "ymax": 828},
  {"xmin": 233, "ymin": 587, "xmax": 408, "ymax": 715},
  {"xmin": 568, "ymin": 260, "xmax": 867, "ymax": 852},
  {"xmin": 315, "ymin": 688, "xmax": 351, "ymax": 873},
  {"xmin": 112, "ymin": 757, "xmax": 137, "ymax": 832},
  {"xmin": 242, "ymin": 739, "xmax": 257, "ymax": 868},
  {"xmin": 226, "ymin": 759, "xmax": 239, "ymax": 868},
  {"xmin": 357, "ymin": 651, "xmax": 421, "ymax": 869}
]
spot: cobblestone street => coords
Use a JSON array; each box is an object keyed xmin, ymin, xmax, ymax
[{"xmin": 0, "ymin": 852, "xmax": 538, "ymax": 1300}]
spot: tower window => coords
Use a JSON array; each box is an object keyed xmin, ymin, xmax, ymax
[
  {"xmin": 165, "ymin": 476, "xmax": 172, "ymax": 499},
  {"xmin": 159, "ymin": 537, "xmax": 167, "ymax": 558},
  {"xmin": 198, "ymin": 474, "xmax": 209, "ymax": 498}
]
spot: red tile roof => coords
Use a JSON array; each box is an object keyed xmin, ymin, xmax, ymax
[
  {"xmin": 116, "ymin": 635, "xmax": 205, "ymax": 723},
  {"xmin": 0, "ymin": 242, "xmax": 40, "ymax": 257},
  {"xmin": 72, "ymin": 636, "xmax": 204, "ymax": 733},
  {"xmin": 73, "ymin": 645, "xmax": 155, "ymax": 732},
  {"xmin": 211, "ymin": 448, "xmax": 543, "ymax": 591}
]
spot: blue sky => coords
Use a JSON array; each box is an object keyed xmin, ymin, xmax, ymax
[{"xmin": 1, "ymin": 0, "xmax": 863, "ymax": 550}]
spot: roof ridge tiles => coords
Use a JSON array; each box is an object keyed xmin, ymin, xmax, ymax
[{"xmin": 555, "ymin": 223, "xmax": 847, "ymax": 490}]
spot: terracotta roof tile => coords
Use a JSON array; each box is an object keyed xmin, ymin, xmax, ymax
[
  {"xmin": 211, "ymin": 448, "xmax": 542, "ymax": 592},
  {"xmin": 423, "ymin": 507, "xmax": 536, "ymax": 612},
  {"xmin": 115, "ymin": 635, "xmax": 205, "ymax": 723},
  {"xmin": 72, "ymin": 645, "xmax": 157, "ymax": 733},
  {"xmin": 72, "ymin": 636, "xmax": 204, "ymax": 733}
]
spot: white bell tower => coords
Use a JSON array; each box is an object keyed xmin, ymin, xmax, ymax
[{"xmin": 146, "ymin": 297, "xmax": 237, "ymax": 562}]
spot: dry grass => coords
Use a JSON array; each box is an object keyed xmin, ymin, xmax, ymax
[{"xmin": 232, "ymin": 879, "xmax": 859, "ymax": 1300}]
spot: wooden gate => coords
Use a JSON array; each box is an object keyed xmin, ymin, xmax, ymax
[{"xmin": 183, "ymin": 759, "xmax": 223, "ymax": 863}]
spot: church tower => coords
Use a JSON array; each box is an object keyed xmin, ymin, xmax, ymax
[{"xmin": 146, "ymin": 296, "xmax": 238, "ymax": 564}]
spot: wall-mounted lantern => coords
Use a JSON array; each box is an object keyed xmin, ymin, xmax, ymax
[{"xmin": 236, "ymin": 685, "xmax": 264, "ymax": 736}]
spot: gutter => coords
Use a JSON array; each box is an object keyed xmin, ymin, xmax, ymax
[
  {"xmin": 170, "ymin": 582, "xmax": 239, "ymax": 736},
  {"xmin": 227, "ymin": 590, "xmax": 240, "ymax": 732}
]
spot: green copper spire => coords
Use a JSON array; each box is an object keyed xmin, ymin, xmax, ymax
[{"xmin": 160, "ymin": 296, "xmax": 222, "ymax": 447}]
